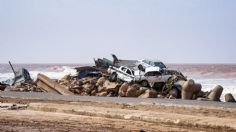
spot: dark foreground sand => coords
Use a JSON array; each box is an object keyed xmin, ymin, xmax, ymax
[{"xmin": 0, "ymin": 95, "xmax": 235, "ymax": 132}]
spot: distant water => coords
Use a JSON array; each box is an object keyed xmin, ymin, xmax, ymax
[{"xmin": 0, "ymin": 63, "xmax": 235, "ymax": 101}]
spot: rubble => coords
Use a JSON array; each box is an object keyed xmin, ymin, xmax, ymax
[
  {"xmin": 36, "ymin": 74, "xmax": 73, "ymax": 95},
  {"xmin": 225, "ymin": 93, "xmax": 236, "ymax": 103},
  {"xmin": 1, "ymin": 59, "xmax": 235, "ymax": 103},
  {"xmin": 207, "ymin": 85, "xmax": 223, "ymax": 101}
]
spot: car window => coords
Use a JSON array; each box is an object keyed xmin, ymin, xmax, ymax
[
  {"xmin": 121, "ymin": 67, "xmax": 127, "ymax": 72},
  {"xmin": 145, "ymin": 72, "xmax": 152, "ymax": 76},
  {"xmin": 126, "ymin": 69, "xmax": 132, "ymax": 75},
  {"xmin": 154, "ymin": 62, "xmax": 166, "ymax": 69},
  {"xmin": 154, "ymin": 71, "xmax": 161, "ymax": 76}
]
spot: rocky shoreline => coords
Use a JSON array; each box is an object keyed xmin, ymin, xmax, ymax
[{"xmin": 1, "ymin": 71, "xmax": 235, "ymax": 103}]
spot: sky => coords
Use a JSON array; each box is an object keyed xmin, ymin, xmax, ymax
[{"xmin": 0, "ymin": 0, "xmax": 235, "ymax": 64}]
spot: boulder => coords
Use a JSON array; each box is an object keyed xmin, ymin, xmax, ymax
[
  {"xmin": 126, "ymin": 85, "xmax": 142, "ymax": 97},
  {"xmin": 74, "ymin": 89, "xmax": 82, "ymax": 94},
  {"xmin": 82, "ymin": 77, "xmax": 93, "ymax": 84},
  {"xmin": 82, "ymin": 84, "xmax": 94, "ymax": 94},
  {"xmin": 169, "ymin": 88, "xmax": 179, "ymax": 99},
  {"xmin": 225, "ymin": 93, "xmax": 236, "ymax": 102},
  {"xmin": 90, "ymin": 78, "xmax": 97, "ymax": 85},
  {"xmin": 208, "ymin": 85, "xmax": 223, "ymax": 101},
  {"xmin": 77, "ymin": 81, "xmax": 83, "ymax": 86},
  {"xmin": 61, "ymin": 75, "xmax": 70, "ymax": 81},
  {"xmin": 71, "ymin": 80, "xmax": 77, "ymax": 86},
  {"xmin": 119, "ymin": 83, "xmax": 129, "ymax": 97},
  {"xmin": 90, "ymin": 89, "xmax": 97, "ymax": 96},
  {"xmin": 139, "ymin": 89, "xmax": 157, "ymax": 98},
  {"xmin": 97, "ymin": 91, "xmax": 108, "ymax": 96},
  {"xmin": 96, "ymin": 77, "xmax": 106, "ymax": 86},
  {"xmin": 97, "ymin": 86, "xmax": 106, "ymax": 92},
  {"xmin": 103, "ymin": 80, "xmax": 119, "ymax": 92},
  {"xmin": 139, "ymin": 87, "xmax": 148, "ymax": 94}
]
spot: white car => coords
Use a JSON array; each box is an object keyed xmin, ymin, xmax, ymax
[
  {"xmin": 135, "ymin": 70, "xmax": 172, "ymax": 88},
  {"xmin": 107, "ymin": 66, "xmax": 139, "ymax": 83},
  {"xmin": 137, "ymin": 59, "xmax": 167, "ymax": 71},
  {"xmin": 137, "ymin": 59, "xmax": 184, "ymax": 77}
]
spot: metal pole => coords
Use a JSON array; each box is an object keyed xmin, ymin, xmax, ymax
[{"xmin": 9, "ymin": 61, "xmax": 16, "ymax": 77}]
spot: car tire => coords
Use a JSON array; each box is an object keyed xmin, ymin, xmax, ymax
[
  {"xmin": 110, "ymin": 73, "xmax": 117, "ymax": 82},
  {"xmin": 154, "ymin": 82, "xmax": 165, "ymax": 91},
  {"xmin": 141, "ymin": 80, "xmax": 149, "ymax": 87}
]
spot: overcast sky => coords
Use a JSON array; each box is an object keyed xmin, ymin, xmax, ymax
[{"xmin": 0, "ymin": 0, "xmax": 235, "ymax": 64}]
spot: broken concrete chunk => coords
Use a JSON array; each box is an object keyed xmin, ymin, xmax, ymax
[
  {"xmin": 181, "ymin": 80, "xmax": 201, "ymax": 100},
  {"xmin": 36, "ymin": 73, "xmax": 73, "ymax": 95},
  {"xmin": 225, "ymin": 93, "xmax": 236, "ymax": 102},
  {"xmin": 207, "ymin": 85, "xmax": 223, "ymax": 101}
]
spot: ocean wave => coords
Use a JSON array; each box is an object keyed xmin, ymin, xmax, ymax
[{"xmin": 0, "ymin": 66, "xmax": 77, "ymax": 82}]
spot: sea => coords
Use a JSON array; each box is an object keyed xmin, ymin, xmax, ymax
[{"xmin": 0, "ymin": 63, "xmax": 236, "ymax": 101}]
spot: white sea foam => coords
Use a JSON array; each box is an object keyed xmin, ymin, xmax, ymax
[
  {"xmin": 194, "ymin": 78, "xmax": 236, "ymax": 102},
  {"xmin": 0, "ymin": 66, "xmax": 77, "ymax": 82}
]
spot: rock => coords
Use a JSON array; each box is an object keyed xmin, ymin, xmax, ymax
[
  {"xmin": 139, "ymin": 89, "xmax": 157, "ymax": 98},
  {"xmin": 74, "ymin": 89, "xmax": 82, "ymax": 94},
  {"xmin": 90, "ymin": 79, "xmax": 97, "ymax": 85},
  {"xmin": 197, "ymin": 98, "xmax": 210, "ymax": 101},
  {"xmin": 82, "ymin": 77, "xmax": 93, "ymax": 84},
  {"xmin": 103, "ymin": 80, "xmax": 119, "ymax": 92},
  {"xmin": 71, "ymin": 80, "xmax": 77, "ymax": 85},
  {"xmin": 225, "ymin": 93, "xmax": 236, "ymax": 102},
  {"xmin": 181, "ymin": 80, "xmax": 201, "ymax": 100},
  {"xmin": 96, "ymin": 77, "xmax": 106, "ymax": 86},
  {"xmin": 157, "ymin": 94, "xmax": 165, "ymax": 98},
  {"xmin": 139, "ymin": 87, "xmax": 148, "ymax": 94},
  {"xmin": 77, "ymin": 81, "xmax": 83, "ymax": 86},
  {"xmin": 119, "ymin": 83, "xmax": 129, "ymax": 97},
  {"xmin": 97, "ymin": 86, "xmax": 106, "ymax": 92},
  {"xmin": 82, "ymin": 84, "xmax": 94, "ymax": 94},
  {"xmin": 90, "ymin": 90, "xmax": 97, "ymax": 96},
  {"xmin": 208, "ymin": 85, "xmax": 223, "ymax": 101},
  {"xmin": 169, "ymin": 88, "xmax": 179, "ymax": 99},
  {"xmin": 61, "ymin": 75, "xmax": 71, "ymax": 82},
  {"xmin": 126, "ymin": 85, "xmax": 142, "ymax": 97},
  {"xmin": 97, "ymin": 91, "xmax": 108, "ymax": 96},
  {"xmin": 169, "ymin": 95, "xmax": 176, "ymax": 99}
]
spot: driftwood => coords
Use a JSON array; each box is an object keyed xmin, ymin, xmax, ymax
[{"xmin": 36, "ymin": 74, "xmax": 73, "ymax": 95}]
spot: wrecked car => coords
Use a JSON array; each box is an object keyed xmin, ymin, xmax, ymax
[
  {"xmin": 107, "ymin": 66, "xmax": 139, "ymax": 83},
  {"xmin": 1, "ymin": 62, "xmax": 32, "ymax": 86},
  {"xmin": 74, "ymin": 66, "xmax": 102, "ymax": 79},
  {"xmin": 136, "ymin": 59, "xmax": 185, "ymax": 77},
  {"xmin": 134, "ymin": 70, "xmax": 172, "ymax": 88},
  {"xmin": 136, "ymin": 59, "xmax": 167, "ymax": 71}
]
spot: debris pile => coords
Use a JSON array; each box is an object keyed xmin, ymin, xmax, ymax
[{"xmin": 1, "ymin": 56, "xmax": 235, "ymax": 103}]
